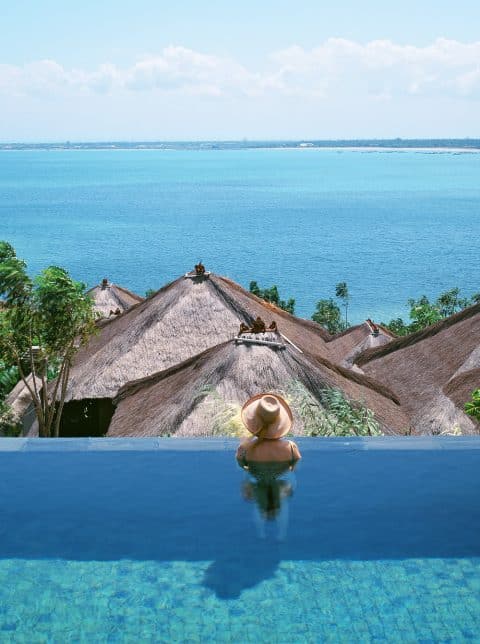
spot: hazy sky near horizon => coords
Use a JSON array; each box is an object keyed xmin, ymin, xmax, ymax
[{"xmin": 2, "ymin": 0, "xmax": 480, "ymax": 141}]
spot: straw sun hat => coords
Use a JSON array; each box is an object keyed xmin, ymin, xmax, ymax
[{"xmin": 241, "ymin": 393, "xmax": 293, "ymax": 439}]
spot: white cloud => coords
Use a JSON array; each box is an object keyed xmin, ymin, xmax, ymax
[
  {"xmin": 1, "ymin": 39, "xmax": 480, "ymax": 100},
  {"xmin": 268, "ymin": 38, "xmax": 480, "ymax": 98}
]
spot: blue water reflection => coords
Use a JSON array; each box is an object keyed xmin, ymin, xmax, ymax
[{"xmin": 0, "ymin": 438, "xmax": 479, "ymax": 640}]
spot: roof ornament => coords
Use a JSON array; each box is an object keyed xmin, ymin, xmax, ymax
[
  {"xmin": 185, "ymin": 261, "xmax": 211, "ymax": 279},
  {"xmin": 366, "ymin": 318, "xmax": 380, "ymax": 336},
  {"xmin": 235, "ymin": 317, "xmax": 285, "ymax": 348}
]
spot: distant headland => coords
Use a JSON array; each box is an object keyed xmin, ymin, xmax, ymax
[{"xmin": 1, "ymin": 139, "xmax": 480, "ymax": 151}]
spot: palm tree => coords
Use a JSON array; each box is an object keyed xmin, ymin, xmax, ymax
[{"xmin": 335, "ymin": 281, "xmax": 350, "ymax": 328}]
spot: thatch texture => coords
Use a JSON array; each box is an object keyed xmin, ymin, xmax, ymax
[
  {"xmin": 6, "ymin": 375, "xmax": 41, "ymax": 435},
  {"xmin": 109, "ymin": 339, "xmax": 409, "ymax": 437},
  {"xmin": 443, "ymin": 368, "xmax": 480, "ymax": 430},
  {"xmin": 355, "ymin": 303, "xmax": 480, "ymax": 434},
  {"xmin": 327, "ymin": 322, "xmax": 394, "ymax": 367},
  {"xmin": 65, "ymin": 274, "xmax": 332, "ymax": 402},
  {"xmin": 87, "ymin": 280, "xmax": 143, "ymax": 318}
]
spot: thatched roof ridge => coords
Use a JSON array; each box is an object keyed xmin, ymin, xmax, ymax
[
  {"xmin": 356, "ymin": 302, "xmax": 480, "ymax": 367},
  {"xmin": 109, "ymin": 339, "xmax": 409, "ymax": 437},
  {"xmin": 326, "ymin": 321, "xmax": 394, "ymax": 366},
  {"xmin": 114, "ymin": 284, "xmax": 144, "ymax": 304},
  {"xmin": 87, "ymin": 280, "xmax": 144, "ymax": 318},
  {"xmin": 213, "ymin": 276, "xmax": 332, "ymax": 340},
  {"xmin": 443, "ymin": 368, "xmax": 480, "ymax": 412},
  {"xmin": 312, "ymin": 354, "xmax": 401, "ymax": 405},
  {"xmin": 326, "ymin": 322, "xmax": 395, "ymax": 343},
  {"xmin": 327, "ymin": 323, "xmax": 365, "ymax": 342},
  {"xmin": 6, "ymin": 375, "xmax": 40, "ymax": 419}
]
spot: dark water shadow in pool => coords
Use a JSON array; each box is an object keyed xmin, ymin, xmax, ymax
[
  {"xmin": 1, "ymin": 444, "xmax": 480, "ymax": 565},
  {"xmin": 203, "ymin": 543, "xmax": 281, "ymax": 599}
]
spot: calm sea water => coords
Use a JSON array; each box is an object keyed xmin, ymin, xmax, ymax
[{"xmin": 1, "ymin": 149, "xmax": 479, "ymax": 323}]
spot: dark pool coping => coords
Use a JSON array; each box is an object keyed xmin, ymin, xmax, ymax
[{"xmin": 1, "ymin": 436, "xmax": 480, "ymax": 452}]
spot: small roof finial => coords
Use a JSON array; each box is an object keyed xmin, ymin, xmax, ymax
[{"xmin": 194, "ymin": 261, "xmax": 206, "ymax": 276}]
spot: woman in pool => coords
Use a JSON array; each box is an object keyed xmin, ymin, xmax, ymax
[{"xmin": 236, "ymin": 393, "xmax": 301, "ymax": 539}]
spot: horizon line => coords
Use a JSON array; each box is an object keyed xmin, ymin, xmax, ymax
[{"xmin": 1, "ymin": 137, "xmax": 480, "ymax": 148}]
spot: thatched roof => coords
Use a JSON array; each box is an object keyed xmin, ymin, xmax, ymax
[
  {"xmin": 5, "ymin": 375, "xmax": 41, "ymax": 435},
  {"xmin": 109, "ymin": 338, "xmax": 409, "ymax": 437},
  {"xmin": 65, "ymin": 273, "xmax": 332, "ymax": 402},
  {"xmin": 327, "ymin": 321, "xmax": 394, "ymax": 367},
  {"xmin": 87, "ymin": 279, "xmax": 143, "ymax": 318},
  {"xmin": 443, "ymin": 368, "xmax": 480, "ymax": 430},
  {"xmin": 355, "ymin": 303, "xmax": 480, "ymax": 434},
  {"xmin": 6, "ymin": 375, "xmax": 40, "ymax": 422}
]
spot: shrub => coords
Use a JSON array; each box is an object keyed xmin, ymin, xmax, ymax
[
  {"xmin": 465, "ymin": 389, "xmax": 480, "ymax": 422},
  {"xmin": 286, "ymin": 380, "xmax": 382, "ymax": 437}
]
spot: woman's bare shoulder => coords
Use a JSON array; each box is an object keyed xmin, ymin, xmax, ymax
[{"xmin": 236, "ymin": 438, "xmax": 255, "ymax": 458}]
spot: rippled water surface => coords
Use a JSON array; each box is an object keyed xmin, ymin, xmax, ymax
[
  {"xmin": 0, "ymin": 438, "xmax": 479, "ymax": 642},
  {"xmin": 1, "ymin": 149, "xmax": 479, "ymax": 322}
]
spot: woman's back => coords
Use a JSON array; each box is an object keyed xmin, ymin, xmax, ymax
[{"xmin": 237, "ymin": 438, "xmax": 301, "ymax": 467}]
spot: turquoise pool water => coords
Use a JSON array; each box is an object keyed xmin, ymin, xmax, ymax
[{"xmin": 1, "ymin": 438, "xmax": 479, "ymax": 642}]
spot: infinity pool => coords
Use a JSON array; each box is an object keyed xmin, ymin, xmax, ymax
[{"xmin": 0, "ymin": 437, "xmax": 479, "ymax": 642}]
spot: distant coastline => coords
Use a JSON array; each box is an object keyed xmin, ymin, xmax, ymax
[{"xmin": 1, "ymin": 139, "xmax": 480, "ymax": 152}]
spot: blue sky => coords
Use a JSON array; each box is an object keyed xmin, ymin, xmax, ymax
[{"xmin": 1, "ymin": 1, "xmax": 480, "ymax": 140}]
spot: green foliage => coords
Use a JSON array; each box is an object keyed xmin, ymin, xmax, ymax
[
  {"xmin": 407, "ymin": 295, "xmax": 442, "ymax": 332},
  {"xmin": 286, "ymin": 380, "xmax": 382, "ymax": 437},
  {"xmin": 0, "ymin": 399, "xmax": 21, "ymax": 437},
  {"xmin": 145, "ymin": 288, "xmax": 157, "ymax": 298},
  {"xmin": 335, "ymin": 281, "xmax": 349, "ymax": 301},
  {"xmin": 0, "ymin": 361, "xmax": 20, "ymax": 397},
  {"xmin": 312, "ymin": 281, "xmax": 350, "ymax": 334},
  {"xmin": 436, "ymin": 287, "xmax": 470, "ymax": 317},
  {"xmin": 0, "ymin": 241, "xmax": 16, "ymax": 263},
  {"xmin": 249, "ymin": 281, "xmax": 295, "ymax": 314},
  {"xmin": 0, "ymin": 242, "xmax": 97, "ymax": 437},
  {"xmin": 311, "ymin": 299, "xmax": 346, "ymax": 334},
  {"xmin": 465, "ymin": 389, "xmax": 480, "ymax": 422},
  {"xmin": 384, "ymin": 287, "xmax": 479, "ymax": 336},
  {"xmin": 384, "ymin": 317, "xmax": 410, "ymax": 336}
]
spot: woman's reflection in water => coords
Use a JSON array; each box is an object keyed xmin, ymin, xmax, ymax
[{"xmin": 236, "ymin": 393, "xmax": 301, "ymax": 541}]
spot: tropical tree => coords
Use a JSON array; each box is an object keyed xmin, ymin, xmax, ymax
[
  {"xmin": 436, "ymin": 287, "xmax": 470, "ymax": 317},
  {"xmin": 465, "ymin": 389, "xmax": 480, "ymax": 422},
  {"xmin": 249, "ymin": 281, "xmax": 295, "ymax": 314},
  {"xmin": 384, "ymin": 317, "xmax": 409, "ymax": 336},
  {"xmin": 407, "ymin": 295, "xmax": 442, "ymax": 332},
  {"xmin": 311, "ymin": 298, "xmax": 345, "ymax": 334},
  {"xmin": 384, "ymin": 287, "xmax": 479, "ymax": 335},
  {"xmin": 335, "ymin": 281, "xmax": 350, "ymax": 328},
  {"xmin": 0, "ymin": 242, "xmax": 97, "ymax": 437}
]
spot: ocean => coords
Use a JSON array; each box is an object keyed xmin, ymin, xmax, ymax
[{"xmin": 1, "ymin": 148, "xmax": 479, "ymax": 323}]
